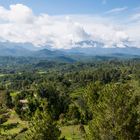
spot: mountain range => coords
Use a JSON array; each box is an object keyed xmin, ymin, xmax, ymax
[{"xmin": 0, "ymin": 41, "xmax": 140, "ymax": 60}]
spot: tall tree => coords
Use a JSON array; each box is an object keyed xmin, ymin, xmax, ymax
[
  {"xmin": 3, "ymin": 90, "xmax": 13, "ymax": 108},
  {"xmin": 88, "ymin": 83, "xmax": 140, "ymax": 140},
  {"xmin": 25, "ymin": 103, "xmax": 61, "ymax": 140}
]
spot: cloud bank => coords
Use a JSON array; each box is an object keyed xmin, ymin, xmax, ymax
[{"xmin": 0, "ymin": 4, "xmax": 139, "ymax": 49}]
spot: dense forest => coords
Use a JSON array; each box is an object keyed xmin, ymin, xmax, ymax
[{"xmin": 0, "ymin": 56, "xmax": 140, "ymax": 140}]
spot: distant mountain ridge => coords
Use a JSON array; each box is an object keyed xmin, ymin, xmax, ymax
[
  {"xmin": 66, "ymin": 46, "xmax": 140, "ymax": 56},
  {"xmin": 0, "ymin": 42, "xmax": 76, "ymax": 62},
  {"xmin": 0, "ymin": 41, "xmax": 140, "ymax": 59}
]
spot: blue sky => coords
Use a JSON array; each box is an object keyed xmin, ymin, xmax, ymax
[{"xmin": 0, "ymin": 0, "xmax": 139, "ymax": 15}]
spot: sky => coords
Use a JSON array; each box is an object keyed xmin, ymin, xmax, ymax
[
  {"xmin": 0, "ymin": 0, "xmax": 139, "ymax": 49},
  {"xmin": 0, "ymin": 0, "xmax": 139, "ymax": 15}
]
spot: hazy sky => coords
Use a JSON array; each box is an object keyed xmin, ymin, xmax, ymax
[{"xmin": 0, "ymin": 0, "xmax": 139, "ymax": 49}]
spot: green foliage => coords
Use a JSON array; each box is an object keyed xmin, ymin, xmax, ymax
[
  {"xmin": 88, "ymin": 83, "xmax": 140, "ymax": 140},
  {"xmin": 3, "ymin": 90, "xmax": 13, "ymax": 108},
  {"xmin": 0, "ymin": 57, "xmax": 140, "ymax": 139},
  {"xmin": 0, "ymin": 107, "xmax": 9, "ymax": 136},
  {"xmin": 25, "ymin": 108, "xmax": 61, "ymax": 140},
  {"xmin": 69, "ymin": 87, "xmax": 93, "ymax": 124},
  {"xmin": 36, "ymin": 83, "xmax": 66, "ymax": 120}
]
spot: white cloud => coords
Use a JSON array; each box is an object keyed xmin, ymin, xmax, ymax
[
  {"xmin": 131, "ymin": 13, "xmax": 140, "ymax": 21},
  {"xmin": 105, "ymin": 7, "xmax": 128, "ymax": 14},
  {"xmin": 0, "ymin": 4, "xmax": 34, "ymax": 23},
  {"xmin": 125, "ymin": 23, "xmax": 140, "ymax": 47},
  {"xmin": 0, "ymin": 4, "xmax": 139, "ymax": 49},
  {"xmin": 9, "ymin": 4, "xmax": 34, "ymax": 23}
]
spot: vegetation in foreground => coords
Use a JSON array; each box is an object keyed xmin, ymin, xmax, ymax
[{"xmin": 0, "ymin": 56, "xmax": 140, "ymax": 140}]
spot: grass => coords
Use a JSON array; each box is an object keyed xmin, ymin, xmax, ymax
[
  {"xmin": 4, "ymin": 110, "xmax": 26, "ymax": 125},
  {"xmin": 61, "ymin": 125, "xmax": 88, "ymax": 140},
  {"xmin": 1, "ymin": 110, "xmax": 88, "ymax": 140},
  {"xmin": 10, "ymin": 92, "xmax": 20, "ymax": 97},
  {"xmin": 0, "ymin": 74, "xmax": 6, "ymax": 77},
  {"xmin": 1, "ymin": 110, "xmax": 28, "ymax": 137},
  {"xmin": 38, "ymin": 71, "xmax": 47, "ymax": 74}
]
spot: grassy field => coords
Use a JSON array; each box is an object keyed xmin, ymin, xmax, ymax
[
  {"xmin": 1, "ymin": 110, "xmax": 28, "ymax": 139},
  {"xmin": 0, "ymin": 74, "xmax": 6, "ymax": 77},
  {"xmin": 61, "ymin": 125, "xmax": 87, "ymax": 140},
  {"xmin": 1, "ymin": 110, "xmax": 88, "ymax": 140}
]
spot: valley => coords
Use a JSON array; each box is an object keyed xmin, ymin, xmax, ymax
[{"xmin": 0, "ymin": 56, "xmax": 140, "ymax": 139}]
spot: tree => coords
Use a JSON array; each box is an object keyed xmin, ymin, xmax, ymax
[
  {"xmin": 3, "ymin": 90, "xmax": 13, "ymax": 108},
  {"xmin": 88, "ymin": 83, "xmax": 140, "ymax": 140},
  {"xmin": 69, "ymin": 87, "xmax": 94, "ymax": 124},
  {"xmin": 25, "ymin": 103, "xmax": 61, "ymax": 140},
  {"xmin": 36, "ymin": 83, "xmax": 63, "ymax": 119}
]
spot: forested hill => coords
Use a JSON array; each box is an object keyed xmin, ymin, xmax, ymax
[{"xmin": 0, "ymin": 56, "xmax": 140, "ymax": 139}]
